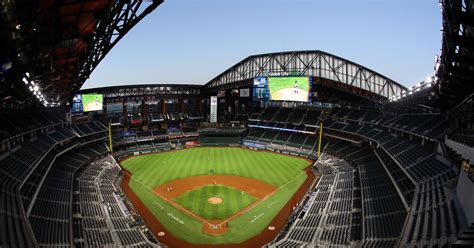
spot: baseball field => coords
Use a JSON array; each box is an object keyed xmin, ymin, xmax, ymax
[
  {"xmin": 120, "ymin": 147, "xmax": 313, "ymax": 247},
  {"xmin": 268, "ymin": 76, "xmax": 310, "ymax": 102}
]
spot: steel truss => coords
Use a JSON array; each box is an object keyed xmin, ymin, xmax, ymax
[
  {"xmin": 80, "ymin": 84, "xmax": 202, "ymax": 101},
  {"xmin": 73, "ymin": 0, "xmax": 163, "ymax": 100},
  {"xmin": 0, "ymin": 0, "xmax": 162, "ymax": 107},
  {"xmin": 205, "ymin": 50, "xmax": 406, "ymax": 100},
  {"xmin": 436, "ymin": 0, "xmax": 474, "ymax": 109}
]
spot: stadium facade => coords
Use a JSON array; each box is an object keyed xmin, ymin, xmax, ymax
[{"xmin": 0, "ymin": 0, "xmax": 473, "ymax": 247}]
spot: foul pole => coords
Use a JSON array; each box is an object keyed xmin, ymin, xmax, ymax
[
  {"xmin": 108, "ymin": 122, "xmax": 113, "ymax": 154},
  {"xmin": 317, "ymin": 122, "xmax": 323, "ymax": 159}
]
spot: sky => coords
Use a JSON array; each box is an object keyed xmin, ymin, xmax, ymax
[{"xmin": 82, "ymin": 0, "xmax": 442, "ymax": 89}]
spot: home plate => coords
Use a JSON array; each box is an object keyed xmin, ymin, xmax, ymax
[
  {"xmin": 158, "ymin": 232, "xmax": 165, "ymax": 236},
  {"xmin": 268, "ymin": 226, "xmax": 275, "ymax": 231}
]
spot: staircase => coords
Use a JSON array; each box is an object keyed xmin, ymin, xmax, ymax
[{"xmin": 453, "ymin": 222, "xmax": 474, "ymax": 247}]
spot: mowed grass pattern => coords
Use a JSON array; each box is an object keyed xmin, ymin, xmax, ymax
[
  {"xmin": 121, "ymin": 147, "xmax": 309, "ymax": 187},
  {"xmin": 174, "ymin": 184, "xmax": 256, "ymax": 220},
  {"xmin": 121, "ymin": 147, "xmax": 311, "ymax": 244}
]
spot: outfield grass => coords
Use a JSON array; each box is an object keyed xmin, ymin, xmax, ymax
[
  {"xmin": 174, "ymin": 184, "xmax": 256, "ymax": 220},
  {"xmin": 268, "ymin": 76, "xmax": 310, "ymax": 93},
  {"xmin": 121, "ymin": 147, "xmax": 311, "ymax": 244}
]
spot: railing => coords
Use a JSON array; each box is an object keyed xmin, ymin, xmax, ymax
[
  {"xmin": 445, "ymin": 136, "xmax": 474, "ymax": 163},
  {"xmin": 1, "ymin": 122, "xmax": 66, "ymax": 154}
]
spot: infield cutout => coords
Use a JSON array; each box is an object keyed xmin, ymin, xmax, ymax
[
  {"xmin": 120, "ymin": 147, "xmax": 316, "ymax": 245},
  {"xmin": 208, "ymin": 197, "xmax": 223, "ymax": 205},
  {"xmin": 153, "ymin": 175, "xmax": 278, "ymax": 235}
]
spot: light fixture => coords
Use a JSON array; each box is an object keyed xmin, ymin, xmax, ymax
[{"xmin": 22, "ymin": 77, "xmax": 28, "ymax": 84}]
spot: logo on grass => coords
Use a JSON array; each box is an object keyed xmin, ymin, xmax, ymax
[{"xmin": 168, "ymin": 213, "xmax": 184, "ymax": 224}]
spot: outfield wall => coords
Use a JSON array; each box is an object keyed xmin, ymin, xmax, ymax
[
  {"xmin": 118, "ymin": 147, "xmax": 316, "ymax": 247},
  {"xmin": 121, "ymin": 166, "xmax": 315, "ymax": 248},
  {"xmin": 198, "ymin": 136, "xmax": 241, "ymax": 146}
]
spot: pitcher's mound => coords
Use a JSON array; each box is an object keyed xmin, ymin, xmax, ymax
[{"xmin": 208, "ymin": 197, "xmax": 223, "ymax": 204}]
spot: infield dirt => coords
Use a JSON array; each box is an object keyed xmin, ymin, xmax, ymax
[
  {"xmin": 154, "ymin": 175, "xmax": 276, "ymax": 199},
  {"xmin": 154, "ymin": 175, "xmax": 277, "ymax": 235},
  {"xmin": 121, "ymin": 166, "xmax": 316, "ymax": 248}
]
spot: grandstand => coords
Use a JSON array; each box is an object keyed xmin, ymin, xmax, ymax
[{"xmin": 1, "ymin": 0, "xmax": 473, "ymax": 247}]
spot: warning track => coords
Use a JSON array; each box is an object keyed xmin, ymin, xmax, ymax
[{"xmin": 121, "ymin": 166, "xmax": 316, "ymax": 248}]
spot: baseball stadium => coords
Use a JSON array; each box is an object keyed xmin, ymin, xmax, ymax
[{"xmin": 1, "ymin": 1, "xmax": 474, "ymax": 248}]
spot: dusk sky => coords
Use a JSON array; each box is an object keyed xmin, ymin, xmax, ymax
[{"xmin": 83, "ymin": 0, "xmax": 442, "ymax": 89}]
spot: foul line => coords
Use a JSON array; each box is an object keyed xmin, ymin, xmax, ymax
[
  {"xmin": 215, "ymin": 167, "xmax": 310, "ymax": 226},
  {"xmin": 121, "ymin": 169, "xmax": 215, "ymax": 226},
  {"xmin": 122, "ymin": 166, "xmax": 311, "ymax": 227}
]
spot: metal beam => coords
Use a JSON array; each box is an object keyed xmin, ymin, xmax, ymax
[
  {"xmin": 204, "ymin": 50, "xmax": 406, "ymax": 100},
  {"xmin": 70, "ymin": 0, "xmax": 163, "ymax": 101}
]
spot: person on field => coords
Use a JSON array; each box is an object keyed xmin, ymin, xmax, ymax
[{"xmin": 293, "ymin": 80, "xmax": 299, "ymax": 94}]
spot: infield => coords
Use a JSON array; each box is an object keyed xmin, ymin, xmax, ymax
[
  {"xmin": 174, "ymin": 184, "xmax": 256, "ymax": 220},
  {"xmin": 120, "ymin": 147, "xmax": 313, "ymax": 246}
]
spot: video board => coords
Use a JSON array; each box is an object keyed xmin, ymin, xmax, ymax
[
  {"xmin": 71, "ymin": 94, "xmax": 104, "ymax": 113},
  {"xmin": 253, "ymin": 76, "xmax": 311, "ymax": 102},
  {"xmin": 268, "ymin": 77, "xmax": 310, "ymax": 102}
]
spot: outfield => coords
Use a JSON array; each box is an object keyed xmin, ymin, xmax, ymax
[{"xmin": 120, "ymin": 147, "xmax": 312, "ymax": 245}]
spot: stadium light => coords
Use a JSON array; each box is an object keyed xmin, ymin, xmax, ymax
[
  {"xmin": 33, "ymin": 85, "xmax": 39, "ymax": 92},
  {"xmin": 425, "ymin": 77, "xmax": 433, "ymax": 83}
]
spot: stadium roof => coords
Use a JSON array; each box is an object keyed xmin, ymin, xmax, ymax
[
  {"xmin": 393, "ymin": 0, "xmax": 474, "ymax": 113},
  {"xmin": 0, "ymin": 0, "xmax": 162, "ymax": 110},
  {"xmin": 79, "ymin": 84, "xmax": 202, "ymax": 100},
  {"xmin": 436, "ymin": 0, "xmax": 474, "ymax": 109},
  {"xmin": 204, "ymin": 50, "xmax": 408, "ymax": 100}
]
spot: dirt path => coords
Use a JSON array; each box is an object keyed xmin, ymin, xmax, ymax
[
  {"xmin": 154, "ymin": 175, "xmax": 276, "ymax": 199},
  {"xmin": 121, "ymin": 166, "xmax": 316, "ymax": 248},
  {"xmin": 154, "ymin": 174, "xmax": 277, "ymax": 234}
]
